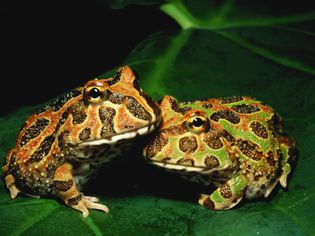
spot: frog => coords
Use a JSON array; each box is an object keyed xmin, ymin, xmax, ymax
[
  {"xmin": 2, "ymin": 66, "xmax": 161, "ymax": 217},
  {"xmin": 143, "ymin": 95, "xmax": 295, "ymax": 210}
]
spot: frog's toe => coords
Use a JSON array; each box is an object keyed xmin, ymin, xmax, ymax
[
  {"xmin": 83, "ymin": 197, "xmax": 109, "ymax": 214},
  {"xmin": 9, "ymin": 185, "xmax": 21, "ymax": 199},
  {"xmin": 279, "ymin": 163, "xmax": 291, "ymax": 188},
  {"xmin": 83, "ymin": 195, "xmax": 100, "ymax": 203},
  {"xmin": 71, "ymin": 201, "xmax": 90, "ymax": 217},
  {"xmin": 4, "ymin": 174, "xmax": 21, "ymax": 199}
]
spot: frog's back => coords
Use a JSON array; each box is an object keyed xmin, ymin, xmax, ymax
[{"xmin": 2, "ymin": 88, "xmax": 84, "ymax": 195}]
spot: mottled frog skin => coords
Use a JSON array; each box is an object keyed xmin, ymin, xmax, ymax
[
  {"xmin": 3, "ymin": 66, "xmax": 161, "ymax": 216},
  {"xmin": 144, "ymin": 96, "xmax": 295, "ymax": 210}
]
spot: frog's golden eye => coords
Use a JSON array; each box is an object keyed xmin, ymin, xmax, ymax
[
  {"xmin": 85, "ymin": 86, "xmax": 107, "ymax": 104},
  {"xmin": 185, "ymin": 115, "xmax": 210, "ymax": 134}
]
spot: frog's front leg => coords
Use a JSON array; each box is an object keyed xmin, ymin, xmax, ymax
[
  {"xmin": 53, "ymin": 163, "xmax": 109, "ymax": 217},
  {"xmin": 199, "ymin": 175, "xmax": 247, "ymax": 210},
  {"xmin": 3, "ymin": 148, "xmax": 21, "ymax": 199}
]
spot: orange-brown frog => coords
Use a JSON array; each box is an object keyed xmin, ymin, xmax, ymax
[{"xmin": 3, "ymin": 66, "xmax": 161, "ymax": 217}]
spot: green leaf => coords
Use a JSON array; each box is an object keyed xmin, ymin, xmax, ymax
[{"xmin": 1, "ymin": 1, "xmax": 315, "ymax": 235}]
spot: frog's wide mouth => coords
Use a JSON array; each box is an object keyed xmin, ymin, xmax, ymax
[
  {"xmin": 147, "ymin": 159, "xmax": 207, "ymax": 172},
  {"xmin": 147, "ymin": 159, "xmax": 233, "ymax": 176},
  {"xmin": 78, "ymin": 122, "xmax": 158, "ymax": 146}
]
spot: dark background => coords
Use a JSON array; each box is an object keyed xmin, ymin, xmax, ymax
[{"xmin": 0, "ymin": 0, "xmax": 178, "ymax": 116}]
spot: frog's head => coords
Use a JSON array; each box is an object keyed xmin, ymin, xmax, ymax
[
  {"xmin": 60, "ymin": 66, "xmax": 161, "ymax": 146},
  {"xmin": 81, "ymin": 66, "xmax": 162, "ymax": 145},
  {"xmin": 143, "ymin": 95, "xmax": 232, "ymax": 169}
]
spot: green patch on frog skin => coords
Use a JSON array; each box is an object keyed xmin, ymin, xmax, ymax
[
  {"xmin": 219, "ymin": 118, "xmax": 276, "ymax": 153},
  {"xmin": 196, "ymin": 146, "xmax": 232, "ymax": 167},
  {"xmin": 210, "ymin": 189, "xmax": 225, "ymax": 203},
  {"xmin": 280, "ymin": 143, "xmax": 290, "ymax": 164},
  {"xmin": 230, "ymin": 175, "xmax": 247, "ymax": 194}
]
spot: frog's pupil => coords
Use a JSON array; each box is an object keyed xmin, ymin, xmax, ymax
[
  {"xmin": 89, "ymin": 88, "xmax": 101, "ymax": 98},
  {"xmin": 192, "ymin": 117, "xmax": 204, "ymax": 127}
]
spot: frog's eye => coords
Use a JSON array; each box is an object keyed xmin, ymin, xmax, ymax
[
  {"xmin": 185, "ymin": 115, "xmax": 209, "ymax": 134},
  {"xmin": 85, "ymin": 86, "xmax": 107, "ymax": 104}
]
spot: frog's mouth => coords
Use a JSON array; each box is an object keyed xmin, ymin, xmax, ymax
[
  {"xmin": 149, "ymin": 160, "xmax": 207, "ymax": 172},
  {"xmin": 78, "ymin": 122, "xmax": 158, "ymax": 146}
]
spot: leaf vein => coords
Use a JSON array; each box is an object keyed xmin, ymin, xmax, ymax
[{"xmin": 215, "ymin": 31, "xmax": 315, "ymax": 76}]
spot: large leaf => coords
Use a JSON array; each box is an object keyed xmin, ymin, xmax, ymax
[{"xmin": 1, "ymin": 1, "xmax": 315, "ymax": 235}]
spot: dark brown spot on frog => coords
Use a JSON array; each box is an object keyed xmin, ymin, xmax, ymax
[
  {"xmin": 55, "ymin": 111, "xmax": 70, "ymax": 133},
  {"xmin": 170, "ymin": 97, "xmax": 181, "ymax": 113},
  {"xmin": 162, "ymin": 157, "xmax": 172, "ymax": 162},
  {"xmin": 58, "ymin": 130, "xmax": 70, "ymax": 149},
  {"xmin": 79, "ymin": 128, "xmax": 91, "ymax": 141},
  {"xmin": 68, "ymin": 100, "xmax": 87, "ymax": 125},
  {"xmin": 179, "ymin": 136, "xmax": 198, "ymax": 153},
  {"xmin": 204, "ymin": 130, "xmax": 235, "ymax": 149},
  {"xmin": 50, "ymin": 89, "xmax": 82, "ymax": 112},
  {"xmin": 107, "ymin": 71, "xmax": 121, "ymax": 86},
  {"xmin": 201, "ymin": 102, "xmax": 212, "ymax": 109},
  {"xmin": 67, "ymin": 194, "xmax": 82, "ymax": 206},
  {"xmin": 177, "ymin": 158, "xmax": 195, "ymax": 166},
  {"xmin": 204, "ymin": 155, "xmax": 219, "ymax": 168},
  {"xmin": 266, "ymin": 151, "xmax": 277, "ymax": 166},
  {"xmin": 8, "ymin": 152, "xmax": 19, "ymax": 178},
  {"xmin": 20, "ymin": 118, "xmax": 50, "ymax": 146},
  {"xmin": 99, "ymin": 107, "xmax": 116, "ymax": 138},
  {"xmin": 109, "ymin": 92, "xmax": 124, "ymax": 104},
  {"xmin": 278, "ymin": 135, "xmax": 295, "ymax": 149},
  {"xmin": 125, "ymin": 96, "xmax": 152, "ymax": 121},
  {"xmin": 267, "ymin": 113, "xmax": 283, "ymax": 135},
  {"xmin": 146, "ymin": 134, "xmax": 168, "ymax": 158},
  {"xmin": 53, "ymin": 179, "xmax": 73, "ymax": 191},
  {"xmin": 220, "ymin": 183, "xmax": 232, "ymax": 198},
  {"xmin": 27, "ymin": 135, "xmax": 55, "ymax": 163},
  {"xmin": 163, "ymin": 125, "xmax": 187, "ymax": 136},
  {"xmin": 231, "ymin": 104, "xmax": 260, "ymax": 114},
  {"xmin": 236, "ymin": 140, "xmax": 263, "ymax": 161},
  {"xmin": 203, "ymin": 197, "xmax": 215, "ymax": 209},
  {"xmin": 250, "ymin": 121, "xmax": 268, "ymax": 139},
  {"xmin": 254, "ymin": 174, "xmax": 263, "ymax": 181},
  {"xmin": 46, "ymin": 162, "xmax": 59, "ymax": 179},
  {"xmin": 210, "ymin": 110, "xmax": 240, "ymax": 124},
  {"xmin": 204, "ymin": 132, "xmax": 223, "ymax": 149},
  {"xmin": 169, "ymin": 98, "xmax": 191, "ymax": 115},
  {"xmin": 180, "ymin": 106, "xmax": 192, "ymax": 115},
  {"xmin": 219, "ymin": 96, "xmax": 243, "ymax": 104}
]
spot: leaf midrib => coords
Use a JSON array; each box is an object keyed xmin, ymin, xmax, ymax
[{"xmin": 161, "ymin": 1, "xmax": 315, "ymax": 30}]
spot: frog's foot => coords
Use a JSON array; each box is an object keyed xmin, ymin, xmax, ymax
[
  {"xmin": 70, "ymin": 196, "xmax": 109, "ymax": 217},
  {"xmin": 198, "ymin": 175, "xmax": 247, "ymax": 210},
  {"xmin": 264, "ymin": 162, "xmax": 292, "ymax": 198},
  {"xmin": 278, "ymin": 135, "xmax": 295, "ymax": 189},
  {"xmin": 53, "ymin": 163, "xmax": 109, "ymax": 217},
  {"xmin": 4, "ymin": 174, "xmax": 21, "ymax": 199}
]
